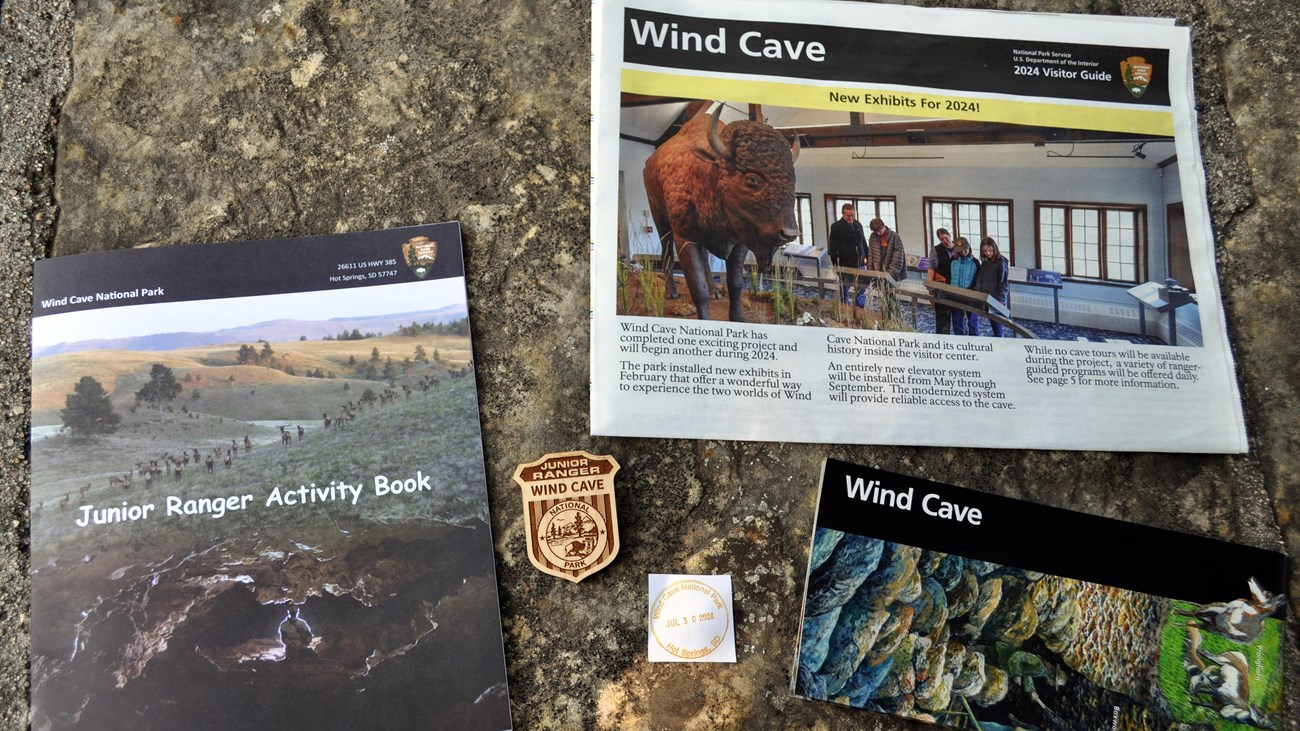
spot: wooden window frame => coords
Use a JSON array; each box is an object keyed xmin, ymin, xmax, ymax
[
  {"xmin": 824, "ymin": 194, "xmax": 899, "ymax": 235},
  {"xmin": 1034, "ymin": 201, "xmax": 1148, "ymax": 284},
  {"xmin": 923, "ymin": 197, "xmax": 1015, "ymax": 259},
  {"xmin": 794, "ymin": 193, "xmax": 814, "ymax": 247}
]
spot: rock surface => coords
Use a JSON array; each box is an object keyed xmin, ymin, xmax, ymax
[{"xmin": 1, "ymin": 0, "xmax": 1297, "ymax": 728}]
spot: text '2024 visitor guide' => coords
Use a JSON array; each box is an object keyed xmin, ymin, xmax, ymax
[
  {"xmin": 795, "ymin": 460, "xmax": 1286, "ymax": 730},
  {"xmin": 589, "ymin": 0, "xmax": 1247, "ymax": 452},
  {"xmin": 30, "ymin": 225, "xmax": 512, "ymax": 730}
]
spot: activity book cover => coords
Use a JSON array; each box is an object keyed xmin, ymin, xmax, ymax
[{"xmin": 30, "ymin": 224, "xmax": 511, "ymax": 730}]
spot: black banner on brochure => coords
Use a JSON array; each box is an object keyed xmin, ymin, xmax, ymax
[
  {"xmin": 624, "ymin": 8, "xmax": 1172, "ymax": 107},
  {"xmin": 33, "ymin": 222, "xmax": 465, "ymax": 318},
  {"xmin": 817, "ymin": 459, "xmax": 1285, "ymax": 604}
]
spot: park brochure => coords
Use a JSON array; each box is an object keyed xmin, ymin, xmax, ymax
[
  {"xmin": 793, "ymin": 459, "xmax": 1287, "ymax": 730},
  {"xmin": 29, "ymin": 224, "xmax": 512, "ymax": 730},
  {"xmin": 590, "ymin": 0, "xmax": 1248, "ymax": 452}
]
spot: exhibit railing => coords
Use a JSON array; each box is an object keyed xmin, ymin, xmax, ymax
[{"xmin": 833, "ymin": 266, "xmax": 1036, "ymax": 339}]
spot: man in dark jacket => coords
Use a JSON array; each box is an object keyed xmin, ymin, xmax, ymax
[
  {"xmin": 828, "ymin": 204, "xmax": 866, "ymax": 302},
  {"xmin": 928, "ymin": 228, "xmax": 956, "ymax": 334}
]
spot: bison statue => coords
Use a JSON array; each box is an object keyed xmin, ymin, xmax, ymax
[{"xmin": 643, "ymin": 103, "xmax": 800, "ymax": 322}]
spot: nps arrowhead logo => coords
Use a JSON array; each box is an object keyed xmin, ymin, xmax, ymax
[
  {"xmin": 401, "ymin": 235, "xmax": 438, "ymax": 279},
  {"xmin": 1120, "ymin": 56, "xmax": 1153, "ymax": 99}
]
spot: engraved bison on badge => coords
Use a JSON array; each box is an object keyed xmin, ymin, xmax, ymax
[{"xmin": 644, "ymin": 103, "xmax": 800, "ymax": 322}]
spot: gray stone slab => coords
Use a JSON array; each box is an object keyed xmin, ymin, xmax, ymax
[{"xmin": 2, "ymin": 0, "xmax": 1297, "ymax": 728}]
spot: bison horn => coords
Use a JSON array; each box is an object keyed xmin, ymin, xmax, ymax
[
  {"xmin": 707, "ymin": 103, "xmax": 732, "ymax": 160},
  {"xmin": 790, "ymin": 132, "xmax": 800, "ymax": 163}
]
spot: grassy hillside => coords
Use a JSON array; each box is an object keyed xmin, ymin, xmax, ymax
[{"xmin": 31, "ymin": 332, "xmax": 472, "ymax": 425}]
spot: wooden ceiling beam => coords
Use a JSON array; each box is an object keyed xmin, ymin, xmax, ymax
[
  {"xmin": 619, "ymin": 93, "xmax": 693, "ymax": 107},
  {"xmin": 784, "ymin": 121, "xmax": 1157, "ymax": 148},
  {"xmin": 650, "ymin": 100, "xmax": 713, "ymax": 147}
]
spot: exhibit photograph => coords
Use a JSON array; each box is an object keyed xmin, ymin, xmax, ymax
[{"xmin": 616, "ymin": 99, "xmax": 1198, "ymax": 347}]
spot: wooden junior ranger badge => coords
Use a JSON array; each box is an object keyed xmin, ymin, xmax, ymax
[{"xmin": 514, "ymin": 451, "xmax": 620, "ymax": 583}]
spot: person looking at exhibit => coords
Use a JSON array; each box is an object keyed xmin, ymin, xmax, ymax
[
  {"xmin": 828, "ymin": 203, "xmax": 867, "ymax": 303},
  {"xmin": 972, "ymin": 237, "xmax": 1010, "ymax": 337},
  {"xmin": 928, "ymin": 228, "xmax": 956, "ymax": 333},
  {"xmin": 866, "ymin": 218, "xmax": 906, "ymax": 282},
  {"xmin": 948, "ymin": 237, "xmax": 980, "ymax": 336}
]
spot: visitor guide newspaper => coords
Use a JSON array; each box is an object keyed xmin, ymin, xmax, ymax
[
  {"xmin": 794, "ymin": 459, "xmax": 1286, "ymax": 729},
  {"xmin": 30, "ymin": 225, "xmax": 512, "ymax": 729},
  {"xmin": 590, "ymin": 0, "xmax": 1247, "ymax": 452}
]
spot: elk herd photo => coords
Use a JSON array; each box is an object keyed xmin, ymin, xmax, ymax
[{"xmin": 30, "ymin": 322, "xmax": 475, "ymax": 530}]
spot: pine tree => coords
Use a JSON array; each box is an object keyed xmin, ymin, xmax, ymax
[
  {"xmin": 61, "ymin": 376, "xmax": 121, "ymax": 438},
  {"xmin": 135, "ymin": 363, "xmax": 183, "ymax": 407}
]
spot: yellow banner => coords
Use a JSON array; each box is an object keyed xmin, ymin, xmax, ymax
[{"xmin": 622, "ymin": 68, "xmax": 1173, "ymax": 137}]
